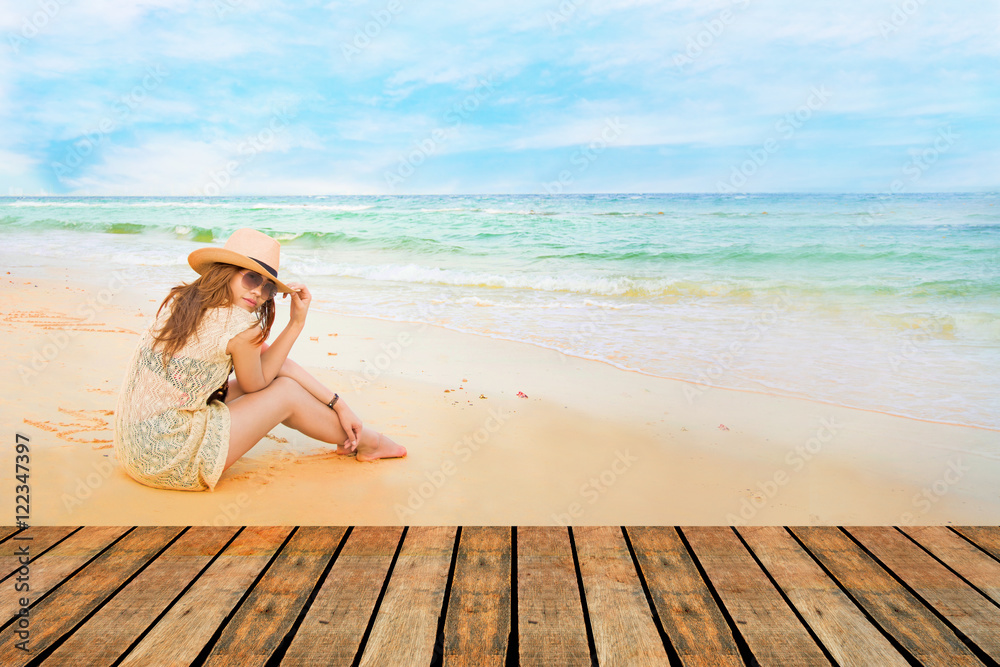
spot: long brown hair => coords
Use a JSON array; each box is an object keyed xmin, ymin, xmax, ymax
[{"xmin": 152, "ymin": 262, "xmax": 274, "ymax": 365}]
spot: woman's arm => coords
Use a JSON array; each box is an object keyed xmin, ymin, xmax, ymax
[
  {"xmin": 274, "ymin": 353, "xmax": 333, "ymax": 404},
  {"xmin": 228, "ymin": 283, "xmax": 310, "ymax": 393},
  {"xmin": 273, "ymin": 354, "xmax": 364, "ymax": 450}
]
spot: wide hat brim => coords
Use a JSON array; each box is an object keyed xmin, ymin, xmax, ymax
[{"xmin": 187, "ymin": 248, "xmax": 294, "ymax": 294}]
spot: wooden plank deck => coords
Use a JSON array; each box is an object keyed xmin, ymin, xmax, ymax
[{"xmin": 0, "ymin": 526, "xmax": 997, "ymax": 665}]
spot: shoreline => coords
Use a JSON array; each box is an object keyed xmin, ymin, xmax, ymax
[
  {"xmin": 310, "ymin": 303, "xmax": 1000, "ymax": 435},
  {"xmin": 2, "ymin": 259, "xmax": 999, "ymax": 525},
  {"xmin": 4, "ymin": 218, "xmax": 997, "ymax": 433}
]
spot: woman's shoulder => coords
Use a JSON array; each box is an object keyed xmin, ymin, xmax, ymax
[
  {"xmin": 199, "ymin": 303, "xmax": 246, "ymax": 320},
  {"xmin": 205, "ymin": 304, "xmax": 258, "ymax": 334}
]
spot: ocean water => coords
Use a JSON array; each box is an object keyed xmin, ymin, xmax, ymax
[{"xmin": 2, "ymin": 193, "xmax": 998, "ymax": 430}]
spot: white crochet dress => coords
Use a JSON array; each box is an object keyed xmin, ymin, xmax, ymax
[{"xmin": 114, "ymin": 303, "xmax": 258, "ymax": 491}]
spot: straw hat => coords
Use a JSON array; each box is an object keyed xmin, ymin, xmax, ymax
[{"xmin": 188, "ymin": 228, "xmax": 294, "ymax": 293}]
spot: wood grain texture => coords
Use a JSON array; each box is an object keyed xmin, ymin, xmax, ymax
[
  {"xmin": 792, "ymin": 526, "xmax": 983, "ymax": 667},
  {"xmin": 573, "ymin": 526, "xmax": 668, "ymax": 666},
  {"xmin": 517, "ymin": 527, "xmax": 592, "ymax": 667},
  {"xmin": 682, "ymin": 526, "xmax": 829, "ymax": 666},
  {"xmin": 738, "ymin": 526, "xmax": 908, "ymax": 667},
  {"xmin": 0, "ymin": 526, "xmax": 182, "ymax": 666},
  {"xmin": 848, "ymin": 526, "xmax": 1000, "ymax": 662},
  {"xmin": 203, "ymin": 526, "xmax": 346, "ymax": 667},
  {"xmin": 7, "ymin": 525, "xmax": 997, "ymax": 664},
  {"xmin": 357, "ymin": 526, "xmax": 457, "ymax": 667},
  {"xmin": 626, "ymin": 526, "xmax": 743, "ymax": 667},
  {"xmin": 0, "ymin": 527, "xmax": 21, "ymax": 542},
  {"xmin": 0, "ymin": 526, "xmax": 129, "ymax": 626},
  {"xmin": 281, "ymin": 526, "xmax": 404, "ymax": 666},
  {"xmin": 42, "ymin": 526, "xmax": 239, "ymax": 666},
  {"xmin": 119, "ymin": 526, "xmax": 294, "ymax": 667},
  {"xmin": 953, "ymin": 526, "xmax": 1000, "ymax": 562},
  {"xmin": 901, "ymin": 526, "xmax": 1000, "ymax": 606},
  {"xmin": 443, "ymin": 526, "xmax": 512, "ymax": 667},
  {"xmin": 0, "ymin": 527, "xmax": 77, "ymax": 583}
]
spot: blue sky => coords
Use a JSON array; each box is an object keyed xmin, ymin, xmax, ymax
[{"xmin": 1, "ymin": 0, "xmax": 998, "ymax": 195}]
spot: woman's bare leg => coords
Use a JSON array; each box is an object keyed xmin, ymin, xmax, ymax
[
  {"xmin": 224, "ymin": 375, "xmax": 406, "ymax": 470},
  {"xmin": 238, "ymin": 343, "xmax": 336, "ymax": 406}
]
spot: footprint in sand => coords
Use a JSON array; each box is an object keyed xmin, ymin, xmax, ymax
[{"xmin": 23, "ymin": 408, "xmax": 115, "ymax": 447}]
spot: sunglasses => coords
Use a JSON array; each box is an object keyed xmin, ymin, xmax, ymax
[{"xmin": 241, "ymin": 270, "xmax": 278, "ymax": 301}]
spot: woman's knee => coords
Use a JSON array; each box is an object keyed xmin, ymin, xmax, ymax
[
  {"xmin": 280, "ymin": 356, "xmax": 302, "ymax": 376},
  {"xmin": 269, "ymin": 375, "xmax": 305, "ymax": 396}
]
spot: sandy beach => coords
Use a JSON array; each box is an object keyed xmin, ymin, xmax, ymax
[{"xmin": 3, "ymin": 258, "xmax": 999, "ymax": 527}]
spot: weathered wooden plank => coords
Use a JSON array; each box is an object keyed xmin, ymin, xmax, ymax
[
  {"xmin": 573, "ymin": 526, "xmax": 668, "ymax": 666},
  {"xmin": 0, "ymin": 526, "xmax": 182, "ymax": 666},
  {"xmin": 627, "ymin": 526, "xmax": 743, "ymax": 667},
  {"xmin": 443, "ymin": 526, "xmax": 512, "ymax": 666},
  {"xmin": 119, "ymin": 526, "xmax": 294, "ymax": 667},
  {"xmin": 517, "ymin": 527, "xmax": 591, "ymax": 667},
  {"xmin": 738, "ymin": 526, "xmax": 908, "ymax": 666},
  {"xmin": 0, "ymin": 527, "xmax": 20, "ymax": 543},
  {"xmin": 792, "ymin": 526, "xmax": 983, "ymax": 667},
  {"xmin": 901, "ymin": 526, "xmax": 1000, "ymax": 607},
  {"xmin": 357, "ymin": 526, "xmax": 457, "ymax": 667},
  {"xmin": 281, "ymin": 527, "xmax": 404, "ymax": 666},
  {"xmin": 203, "ymin": 526, "xmax": 346, "ymax": 666},
  {"xmin": 848, "ymin": 526, "xmax": 1000, "ymax": 662},
  {"xmin": 953, "ymin": 527, "xmax": 1000, "ymax": 562},
  {"xmin": 0, "ymin": 526, "xmax": 130, "ymax": 627},
  {"xmin": 682, "ymin": 526, "xmax": 829, "ymax": 666},
  {"xmin": 42, "ymin": 526, "xmax": 240, "ymax": 665},
  {"xmin": 0, "ymin": 527, "xmax": 78, "ymax": 582}
]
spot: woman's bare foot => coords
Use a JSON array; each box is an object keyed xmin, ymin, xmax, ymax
[{"xmin": 356, "ymin": 429, "xmax": 407, "ymax": 462}]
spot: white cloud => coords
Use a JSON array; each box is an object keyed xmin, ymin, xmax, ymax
[{"xmin": 0, "ymin": 148, "xmax": 37, "ymax": 175}]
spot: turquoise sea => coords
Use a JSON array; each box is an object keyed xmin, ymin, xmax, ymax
[{"xmin": 2, "ymin": 194, "xmax": 998, "ymax": 430}]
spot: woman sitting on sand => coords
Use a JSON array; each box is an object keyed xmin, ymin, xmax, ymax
[{"xmin": 114, "ymin": 228, "xmax": 406, "ymax": 491}]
